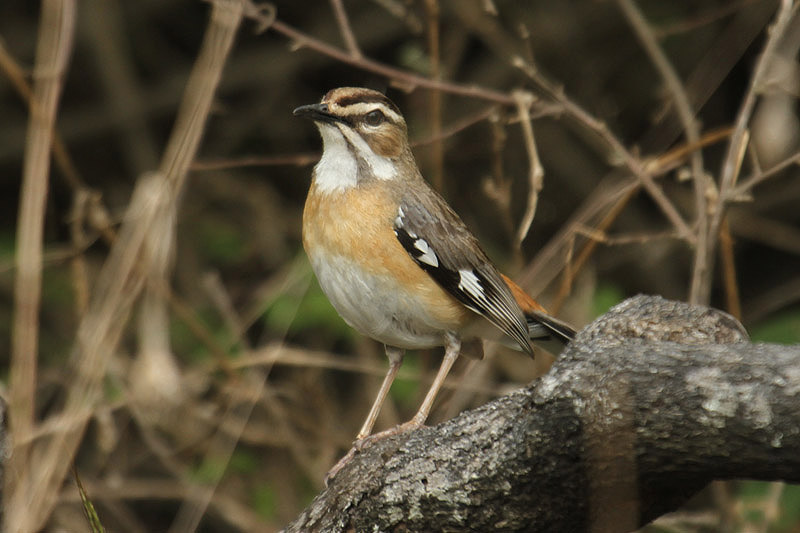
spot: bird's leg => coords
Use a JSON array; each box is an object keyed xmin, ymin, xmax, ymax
[
  {"xmin": 326, "ymin": 336, "xmax": 462, "ymax": 484},
  {"xmin": 360, "ymin": 332, "xmax": 462, "ymax": 441},
  {"xmin": 356, "ymin": 345, "xmax": 404, "ymax": 440},
  {"xmin": 325, "ymin": 346, "xmax": 404, "ymax": 484},
  {"xmin": 408, "ymin": 332, "xmax": 460, "ymax": 427}
]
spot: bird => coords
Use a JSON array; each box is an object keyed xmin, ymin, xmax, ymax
[{"xmin": 294, "ymin": 87, "xmax": 575, "ymax": 474}]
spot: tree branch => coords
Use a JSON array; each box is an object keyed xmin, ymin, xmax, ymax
[{"xmin": 284, "ymin": 295, "xmax": 800, "ymax": 532}]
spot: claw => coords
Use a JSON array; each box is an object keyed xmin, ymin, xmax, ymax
[{"xmin": 324, "ymin": 421, "xmax": 425, "ymax": 485}]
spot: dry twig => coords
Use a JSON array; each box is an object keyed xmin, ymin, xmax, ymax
[{"xmin": 6, "ymin": 2, "xmax": 76, "ymax": 531}]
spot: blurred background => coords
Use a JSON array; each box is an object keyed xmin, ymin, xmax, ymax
[{"xmin": 2, "ymin": 0, "xmax": 800, "ymax": 531}]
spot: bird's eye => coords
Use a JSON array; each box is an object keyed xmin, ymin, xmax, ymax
[{"xmin": 364, "ymin": 109, "xmax": 385, "ymax": 126}]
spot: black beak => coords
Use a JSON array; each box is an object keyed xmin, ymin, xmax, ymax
[{"xmin": 292, "ymin": 103, "xmax": 343, "ymax": 125}]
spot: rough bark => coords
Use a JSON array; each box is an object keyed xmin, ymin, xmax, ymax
[{"xmin": 284, "ymin": 295, "xmax": 800, "ymax": 533}]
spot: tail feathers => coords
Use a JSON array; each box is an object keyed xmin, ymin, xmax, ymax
[
  {"xmin": 500, "ymin": 274, "xmax": 576, "ymax": 353},
  {"xmin": 525, "ymin": 309, "xmax": 576, "ymax": 346}
]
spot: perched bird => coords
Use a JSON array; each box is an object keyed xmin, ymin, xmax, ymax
[{"xmin": 294, "ymin": 87, "xmax": 575, "ymax": 468}]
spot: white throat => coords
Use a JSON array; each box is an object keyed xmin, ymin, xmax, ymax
[{"xmin": 313, "ymin": 123, "xmax": 397, "ymax": 194}]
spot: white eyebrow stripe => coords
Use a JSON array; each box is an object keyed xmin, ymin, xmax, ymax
[{"xmin": 332, "ymin": 102, "xmax": 402, "ymax": 124}]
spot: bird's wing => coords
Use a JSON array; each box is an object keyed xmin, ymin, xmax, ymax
[{"xmin": 393, "ymin": 189, "xmax": 533, "ymax": 356}]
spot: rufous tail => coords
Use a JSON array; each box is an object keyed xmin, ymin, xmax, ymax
[{"xmin": 501, "ymin": 274, "xmax": 576, "ymax": 347}]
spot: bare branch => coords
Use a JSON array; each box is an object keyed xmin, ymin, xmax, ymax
[
  {"xmin": 614, "ymin": 0, "xmax": 712, "ymax": 304},
  {"xmin": 329, "ymin": 0, "xmax": 362, "ymax": 58},
  {"xmin": 511, "ymin": 90, "xmax": 544, "ymax": 246},
  {"xmin": 511, "ymin": 57, "xmax": 694, "ymax": 244},
  {"xmin": 423, "ymin": 0, "xmax": 444, "ymax": 191},
  {"xmin": 5, "ymin": 2, "xmax": 245, "ymax": 530},
  {"xmin": 6, "ymin": 2, "xmax": 76, "ymax": 531},
  {"xmin": 697, "ymin": 1, "xmax": 800, "ymax": 304},
  {"xmin": 266, "ymin": 18, "xmax": 521, "ymax": 105}
]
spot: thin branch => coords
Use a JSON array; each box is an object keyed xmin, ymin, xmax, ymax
[
  {"xmin": 511, "ymin": 57, "xmax": 695, "ymax": 244},
  {"xmin": 548, "ymin": 126, "xmax": 733, "ymax": 312},
  {"xmin": 6, "ymin": 2, "xmax": 75, "ymax": 532},
  {"xmin": 732, "ymin": 147, "xmax": 800, "ymax": 196},
  {"xmin": 329, "ymin": 0, "xmax": 362, "ymax": 58},
  {"xmin": 267, "ymin": 18, "xmax": 519, "ymax": 105},
  {"xmin": 482, "ymin": 110, "xmax": 516, "ymax": 244},
  {"xmin": 191, "ymin": 152, "xmax": 320, "ymax": 170},
  {"xmin": 642, "ymin": 126, "xmax": 733, "ymax": 176},
  {"xmin": 728, "ymin": 210, "xmax": 800, "ymax": 256},
  {"xmin": 521, "ymin": 126, "xmax": 724, "ymax": 306},
  {"xmin": 718, "ymin": 216, "xmax": 742, "ymax": 320},
  {"xmin": 700, "ymin": 0, "xmax": 800, "ymax": 303},
  {"xmin": 84, "ymin": 0, "xmax": 160, "ymax": 173},
  {"xmin": 68, "ymin": 190, "xmax": 93, "ymax": 319},
  {"xmin": 413, "ymin": 105, "xmax": 499, "ymax": 146},
  {"xmin": 512, "ymin": 90, "xmax": 544, "ymax": 246},
  {"xmin": 169, "ymin": 260, "xmax": 313, "ymax": 533},
  {"xmin": 653, "ymin": 0, "xmax": 764, "ymax": 38},
  {"xmin": 614, "ymin": 0, "xmax": 712, "ymax": 305},
  {"xmin": 0, "ymin": 38, "xmax": 249, "ymax": 374},
  {"xmin": 5, "ymin": 2, "xmax": 246, "ymax": 530},
  {"xmin": 266, "ymin": 10, "xmax": 695, "ymax": 251},
  {"xmin": 423, "ymin": 0, "xmax": 445, "ymax": 191},
  {"xmin": 0, "ymin": 24, "xmax": 125, "ymax": 252},
  {"xmin": 551, "ymin": 184, "xmax": 638, "ymax": 313},
  {"xmin": 191, "ymin": 107, "xmax": 507, "ymax": 171},
  {"xmin": 572, "ymin": 225, "xmax": 683, "ymax": 247}
]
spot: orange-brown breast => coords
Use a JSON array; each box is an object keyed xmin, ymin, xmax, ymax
[{"xmin": 303, "ymin": 181, "xmax": 470, "ymax": 333}]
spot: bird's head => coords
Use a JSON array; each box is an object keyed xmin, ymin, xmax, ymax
[{"xmin": 294, "ymin": 88, "xmax": 415, "ymax": 192}]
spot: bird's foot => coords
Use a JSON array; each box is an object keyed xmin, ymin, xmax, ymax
[{"xmin": 324, "ymin": 420, "xmax": 425, "ymax": 485}]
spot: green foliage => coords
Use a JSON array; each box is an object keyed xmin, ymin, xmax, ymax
[
  {"xmin": 390, "ymin": 356, "xmax": 420, "ymax": 409},
  {"xmin": 296, "ymin": 473, "xmax": 317, "ymax": 508},
  {"xmin": 41, "ymin": 263, "xmax": 78, "ymax": 307},
  {"xmin": 397, "ymin": 42, "xmax": 430, "ymax": 75},
  {"xmin": 777, "ymin": 485, "xmax": 800, "ymax": 530},
  {"xmin": 197, "ymin": 217, "xmax": 248, "ymax": 266},
  {"xmin": 591, "ymin": 283, "xmax": 625, "ymax": 318},
  {"xmin": 229, "ymin": 449, "xmax": 259, "ymax": 474},
  {"xmin": 736, "ymin": 481, "xmax": 800, "ymax": 532},
  {"xmin": 0, "ymin": 230, "xmax": 15, "ymax": 260},
  {"xmin": 103, "ymin": 377, "xmax": 124, "ymax": 403},
  {"xmin": 750, "ymin": 310, "xmax": 800, "ymax": 345},
  {"xmin": 252, "ymin": 483, "xmax": 278, "ymax": 520},
  {"xmin": 75, "ymin": 469, "xmax": 106, "ymax": 533},
  {"xmin": 190, "ymin": 456, "xmax": 227, "ymax": 485},
  {"xmin": 170, "ymin": 310, "xmax": 232, "ymax": 363},
  {"xmin": 262, "ymin": 279, "xmax": 354, "ymax": 339}
]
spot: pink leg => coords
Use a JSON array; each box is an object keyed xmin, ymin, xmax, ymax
[
  {"xmin": 362, "ymin": 333, "xmax": 461, "ymax": 437},
  {"xmin": 408, "ymin": 332, "xmax": 461, "ymax": 427},
  {"xmin": 326, "ymin": 346, "xmax": 403, "ymax": 484},
  {"xmin": 326, "ymin": 336, "xmax": 462, "ymax": 484},
  {"xmin": 356, "ymin": 345, "xmax": 404, "ymax": 439}
]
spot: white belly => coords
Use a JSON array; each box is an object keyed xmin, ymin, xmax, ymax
[{"xmin": 308, "ymin": 252, "xmax": 450, "ymax": 349}]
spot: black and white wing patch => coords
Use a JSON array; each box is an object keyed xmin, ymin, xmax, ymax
[
  {"xmin": 393, "ymin": 200, "xmax": 533, "ymax": 356},
  {"xmin": 394, "ymin": 210, "xmax": 440, "ymax": 268}
]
